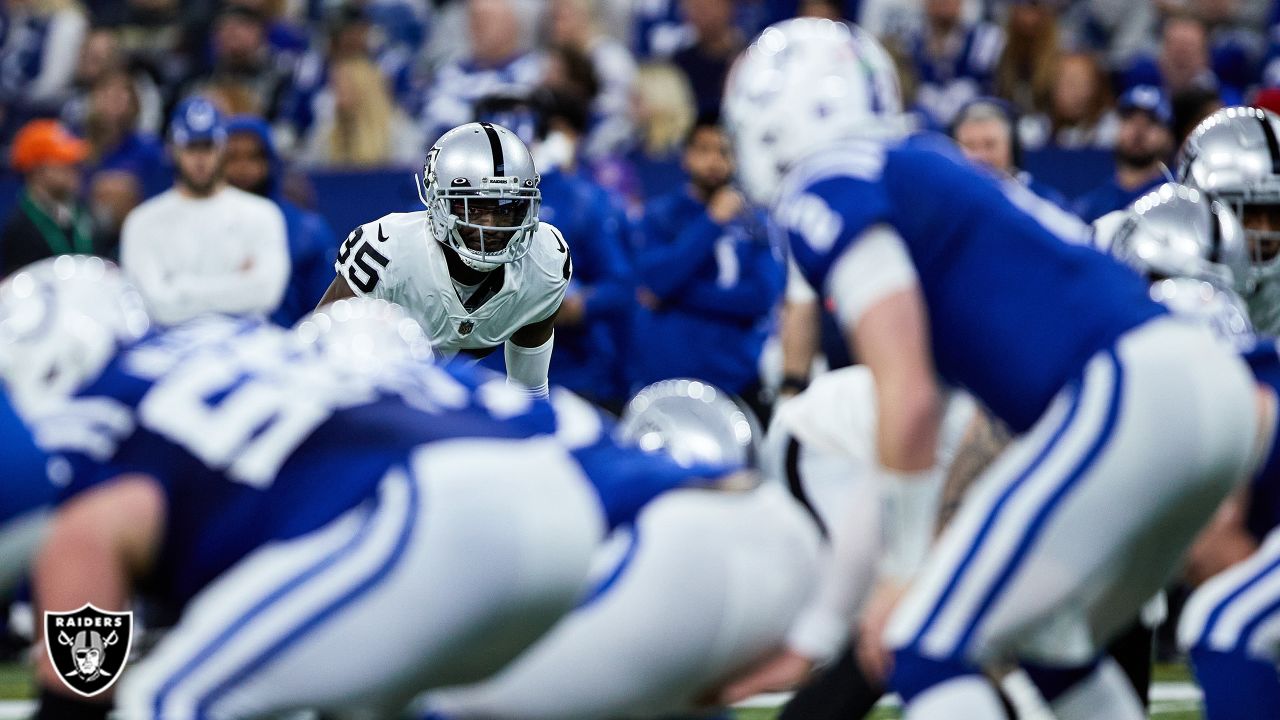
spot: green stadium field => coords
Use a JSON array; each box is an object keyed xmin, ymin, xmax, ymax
[{"xmin": 0, "ymin": 661, "xmax": 1207, "ymax": 719}]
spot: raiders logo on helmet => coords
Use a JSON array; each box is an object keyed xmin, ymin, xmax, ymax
[{"xmin": 44, "ymin": 604, "xmax": 134, "ymax": 697}]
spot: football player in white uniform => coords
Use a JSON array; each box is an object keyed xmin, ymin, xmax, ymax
[{"xmin": 318, "ymin": 122, "xmax": 571, "ymax": 397}]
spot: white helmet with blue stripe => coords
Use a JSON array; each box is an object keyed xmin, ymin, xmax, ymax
[{"xmin": 723, "ymin": 18, "xmax": 907, "ymax": 206}]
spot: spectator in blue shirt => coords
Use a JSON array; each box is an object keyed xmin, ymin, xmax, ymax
[
  {"xmin": 419, "ymin": 0, "xmax": 543, "ymax": 146},
  {"xmin": 276, "ymin": 3, "xmax": 421, "ymax": 149},
  {"xmin": 0, "ymin": 0, "xmax": 88, "ymax": 141},
  {"xmin": 1074, "ymin": 85, "xmax": 1175, "ymax": 223},
  {"xmin": 630, "ymin": 118, "xmax": 785, "ymax": 422},
  {"xmin": 906, "ymin": 0, "xmax": 1004, "ymax": 128},
  {"xmin": 223, "ymin": 115, "xmax": 337, "ymax": 326},
  {"xmin": 1120, "ymin": 14, "xmax": 1245, "ymax": 106},
  {"xmin": 81, "ymin": 70, "xmax": 166, "ymax": 197}
]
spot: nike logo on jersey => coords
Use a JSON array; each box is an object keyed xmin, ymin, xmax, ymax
[{"xmin": 378, "ymin": 225, "xmax": 389, "ymax": 243}]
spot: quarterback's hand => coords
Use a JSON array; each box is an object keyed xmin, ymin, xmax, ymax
[
  {"xmin": 711, "ymin": 648, "xmax": 815, "ymax": 706},
  {"xmin": 708, "ymin": 187, "xmax": 746, "ymax": 224},
  {"xmin": 857, "ymin": 578, "xmax": 909, "ymax": 685}
]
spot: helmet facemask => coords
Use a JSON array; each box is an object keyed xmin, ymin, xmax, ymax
[{"xmin": 438, "ymin": 192, "xmax": 539, "ymax": 271}]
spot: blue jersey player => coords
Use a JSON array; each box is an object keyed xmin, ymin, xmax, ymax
[
  {"xmin": 721, "ymin": 19, "xmax": 1267, "ymax": 719},
  {"xmin": 0, "ymin": 257, "xmax": 722, "ymax": 720},
  {"xmin": 0, "ymin": 387, "xmax": 53, "ymax": 593},
  {"xmin": 1179, "ymin": 338, "xmax": 1280, "ymax": 720}
]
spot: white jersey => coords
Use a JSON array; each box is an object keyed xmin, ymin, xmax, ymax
[
  {"xmin": 334, "ymin": 211, "xmax": 570, "ymax": 356},
  {"xmin": 766, "ymin": 365, "xmax": 976, "ymax": 662}
]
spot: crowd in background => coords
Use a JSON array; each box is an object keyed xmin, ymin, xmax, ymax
[{"xmin": 4, "ymin": 0, "xmax": 1280, "ymax": 416}]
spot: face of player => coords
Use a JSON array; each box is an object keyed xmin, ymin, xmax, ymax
[
  {"xmin": 1115, "ymin": 111, "xmax": 1172, "ymax": 169},
  {"xmin": 223, "ymin": 133, "xmax": 270, "ymax": 197},
  {"xmin": 955, "ymin": 118, "xmax": 1014, "ymax": 175},
  {"xmin": 1242, "ymin": 204, "xmax": 1280, "ymax": 262},
  {"xmin": 684, "ymin": 126, "xmax": 733, "ymax": 197},
  {"xmin": 175, "ymin": 141, "xmax": 225, "ymax": 197},
  {"xmin": 450, "ymin": 197, "xmax": 530, "ymax": 254}
]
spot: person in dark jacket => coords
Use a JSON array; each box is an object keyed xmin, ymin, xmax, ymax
[
  {"xmin": 0, "ymin": 119, "xmax": 103, "ymax": 277},
  {"xmin": 630, "ymin": 118, "xmax": 785, "ymax": 422},
  {"xmin": 223, "ymin": 115, "xmax": 337, "ymax": 325}
]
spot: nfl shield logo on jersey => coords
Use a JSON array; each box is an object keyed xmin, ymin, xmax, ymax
[
  {"xmin": 459, "ymin": 319, "xmax": 475, "ymax": 335},
  {"xmin": 44, "ymin": 604, "xmax": 133, "ymax": 697}
]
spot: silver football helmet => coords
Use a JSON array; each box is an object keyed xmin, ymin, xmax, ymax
[
  {"xmin": 0, "ymin": 256, "xmax": 150, "ymax": 415},
  {"xmin": 1148, "ymin": 277, "xmax": 1255, "ymax": 349},
  {"xmin": 1109, "ymin": 183, "xmax": 1250, "ymax": 293},
  {"xmin": 295, "ymin": 298, "xmax": 433, "ymax": 366},
  {"xmin": 418, "ymin": 122, "xmax": 541, "ymax": 272},
  {"xmin": 1179, "ymin": 107, "xmax": 1280, "ymax": 331},
  {"xmin": 616, "ymin": 378, "xmax": 761, "ymax": 469}
]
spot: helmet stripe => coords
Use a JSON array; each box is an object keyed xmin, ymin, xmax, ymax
[
  {"xmin": 1257, "ymin": 114, "xmax": 1280, "ymax": 176},
  {"xmin": 479, "ymin": 121, "xmax": 506, "ymax": 177}
]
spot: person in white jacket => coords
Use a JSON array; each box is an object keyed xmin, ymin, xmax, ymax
[{"xmin": 121, "ymin": 97, "xmax": 289, "ymax": 325}]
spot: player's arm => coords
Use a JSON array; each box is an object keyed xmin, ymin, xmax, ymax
[
  {"xmin": 505, "ymin": 310, "xmax": 557, "ymax": 398},
  {"xmin": 779, "ymin": 258, "xmax": 822, "ymax": 399},
  {"xmin": 317, "ymin": 224, "xmax": 389, "ymax": 308},
  {"xmin": 317, "ymin": 273, "xmax": 358, "ymax": 307},
  {"xmin": 936, "ymin": 407, "xmax": 1012, "ymax": 533},
  {"xmin": 33, "ymin": 474, "xmax": 165, "ymax": 713},
  {"xmin": 823, "ymin": 225, "xmax": 943, "ymax": 682}
]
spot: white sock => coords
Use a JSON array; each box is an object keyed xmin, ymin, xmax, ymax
[
  {"xmin": 1050, "ymin": 658, "xmax": 1145, "ymax": 720},
  {"xmin": 904, "ymin": 674, "xmax": 1008, "ymax": 720}
]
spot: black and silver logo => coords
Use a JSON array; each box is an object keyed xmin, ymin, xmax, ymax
[{"xmin": 44, "ymin": 604, "xmax": 133, "ymax": 697}]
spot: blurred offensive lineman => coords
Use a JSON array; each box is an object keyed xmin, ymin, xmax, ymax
[
  {"xmin": 318, "ymin": 121, "xmax": 571, "ymax": 397},
  {"xmin": 721, "ymin": 18, "xmax": 1264, "ymax": 719},
  {"xmin": 1179, "ymin": 107, "xmax": 1280, "ymax": 335},
  {"xmin": 422, "ymin": 380, "xmax": 821, "ymax": 720},
  {"xmin": 0, "ymin": 386, "xmax": 53, "ymax": 594},
  {"xmin": 0, "ymin": 259, "xmax": 719, "ymax": 720}
]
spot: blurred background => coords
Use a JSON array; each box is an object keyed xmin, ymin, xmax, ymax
[{"xmin": 0, "ymin": 0, "xmax": 1275, "ymax": 414}]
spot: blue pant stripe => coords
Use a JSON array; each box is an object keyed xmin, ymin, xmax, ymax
[
  {"xmin": 1199, "ymin": 553, "xmax": 1280, "ymax": 651},
  {"xmin": 577, "ymin": 528, "xmax": 641, "ymax": 609},
  {"xmin": 1234, "ymin": 575, "xmax": 1280, "ymax": 655},
  {"xmin": 151, "ymin": 497, "xmax": 383, "ymax": 717},
  {"xmin": 195, "ymin": 472, "xmax": 421, "ymax": 716},
  {"xmin": 953, "ymin": 350, "xmax": 1125, "ymax": 657},
  {"xmin": 909, "ymin": 375, "xmax": 1087, "ymax": 648}
]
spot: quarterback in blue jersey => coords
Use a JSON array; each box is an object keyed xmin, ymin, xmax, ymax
[
  {"xmin": 721, "ymin": 18, "xmax": 1267, "ymax": 719},
  {"xmin": 0, "ymin": 258, "xmax": 721, "ymax": 720}
]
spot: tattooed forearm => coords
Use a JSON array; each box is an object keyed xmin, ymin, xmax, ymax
[{"xmin": 935, "ymin": 408, "xmax": 1012, "ymax": 534}]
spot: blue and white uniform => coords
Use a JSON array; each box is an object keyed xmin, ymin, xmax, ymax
[
  {"xmin": 29, "ymin": 315, "xmax": 703, "ymax": 719},
  {"xmin": 421, "ymin": 483, "xmax": 821, "ymax": 720},
  {"xmin": 1179, "ymin": 338, "xmax": 1280, "ymax": 720},
  {"xmin": 0, "ymin": 388, "xmax": 53, "ymax": 593},
  {"xmin": 776, "ymin": 133, "xmax": 1259, "ymax": 700}
]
